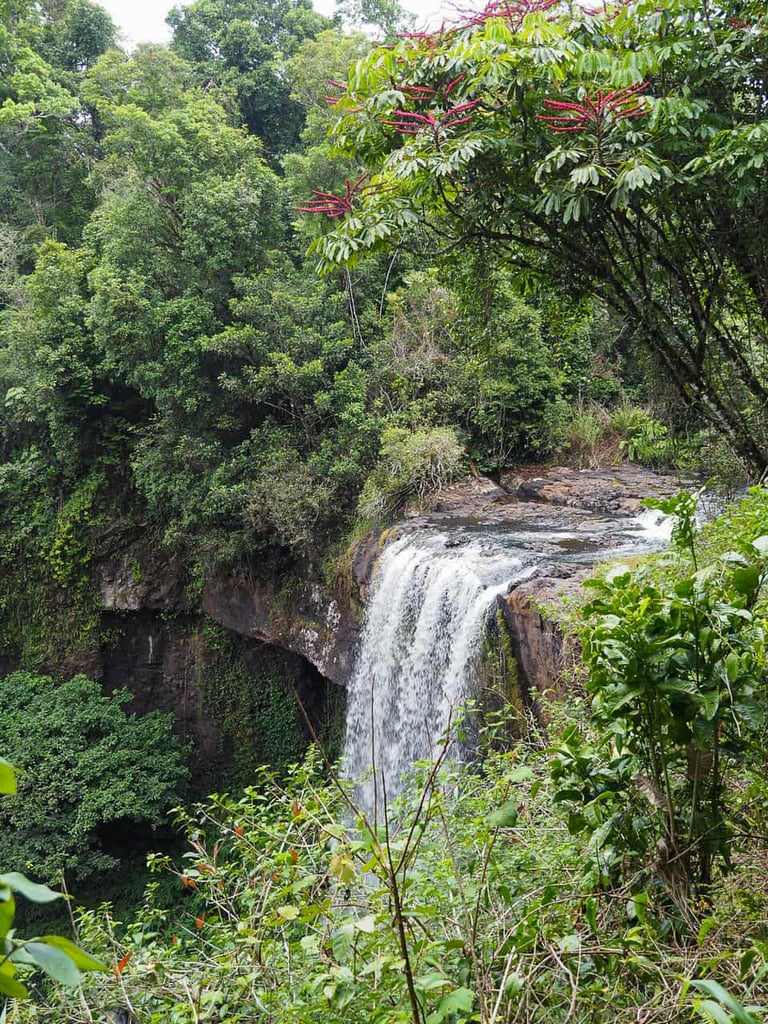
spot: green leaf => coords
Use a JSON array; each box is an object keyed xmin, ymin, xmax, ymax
[
  {"xmin": 0, "ymin": 758, "xmax": 16, "ymax": 796},
  {"xmin": 0, "ymin": 960, "xmax": 28, "ymax": 999},
  {"xmin": 0, "ymin": 889, "xmax": 14, "ymax": 942},
  {"xmin": 275, "ymin": 905, "xmax": 300, "ymax": 922},
  {"xmin": 427, "ymin": 986, "xmax": 475, "ymax": 1022},
  {"xmin": 39, "ymin": 936, "xmax": 107, "ymax": 973},
  {"xmin": 697, "ymin": 917, "xmax": 717, "ymax": 946},
  {"xmin": 584, "ymin": 897, "xmax": 598, "ymax": 933},
  {"xmin": 690, "ymin": 980, "xmax": 761, "ymax": 1023},
  {"xmin": 25, "ymin": 941, "xmax": 82, "ymax": 987},
  {"xmin": 0, "ymin": 873, "xmax": 61, "ymax": 903},
  {"xmin": 693, "ymin": 999, "xmax": 734, "ymax": 1024},
  {"xmin": 328, "ymin": 855, "xmax": 355, "ymax": 884},
  {"xmin": 489, "ymin": 799, "xmax": 519, "ymax": 828},
  {"xmin": 731, "ymin": 565, "xmax": 761, "ymax": 597}
]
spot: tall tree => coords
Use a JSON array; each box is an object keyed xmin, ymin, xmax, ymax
[
  {"xmin": 167, "ymin": 0, "xmax": 333, "ymax": 158},
  {"xmin": 304, "ymin": 0, "xmax": 768, "ymax": 472}
]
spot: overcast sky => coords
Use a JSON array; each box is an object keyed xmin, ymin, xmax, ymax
[{"xmin": 99, "ymin": 0, "xmax": 449, "ymax": 50}]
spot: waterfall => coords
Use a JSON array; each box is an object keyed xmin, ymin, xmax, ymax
[
  {"xmin": 341, "ymin": 506, "xmax": 679, "ymax": 819},
  {"xmin": 342, "ymin": 529, "xmax": 530, "ymax": 818}
]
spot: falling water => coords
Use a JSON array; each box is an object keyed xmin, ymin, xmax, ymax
[
  {"xmin": 342, "ymin": 507, "xmax": 678, "ymax": 818},
  {"xmin": 342, "ymin": 530, "xmax": 531, "ymax": 817}
]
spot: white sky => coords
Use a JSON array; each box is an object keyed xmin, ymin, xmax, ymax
[{"xmin": 99, "ymin": 0, "xmax": 448, "ymax": 50}]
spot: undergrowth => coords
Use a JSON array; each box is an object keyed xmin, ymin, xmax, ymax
[{"xmin": 14, "ymin": 723, "xmax": 768, "ymax": 1024}]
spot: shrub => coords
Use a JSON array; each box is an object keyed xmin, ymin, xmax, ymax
[
  {"xmin": 552, "ymin": 493, "xmax": 768, "ymax": 906},
  {"xmin": 565, "ymin": 406, "xmax": 608, "ymax": 468},
  {"xmin": 0, "ymin": 673, "xmax": 188, "ymax": 884},
  {"xmin": 609, "ymin": 402, "xmax": 670, "ymax": 465},
  {"xmin": 358, "ymin": 425, "xmax": 464, "ymax": 523}
]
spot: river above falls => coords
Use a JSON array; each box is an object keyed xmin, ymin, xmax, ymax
[{"xmin": 342, "ymin": 473, "xmax": 680, "ymax": 820}]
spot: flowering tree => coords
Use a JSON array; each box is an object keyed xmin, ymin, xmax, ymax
[{"xmin": 301, "ymin": 0, "xmax": 768, "ymax": 472}]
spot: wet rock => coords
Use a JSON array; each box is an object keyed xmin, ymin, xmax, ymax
[
  {"xmin": 501, "ymin": 565, "xmax": 589, "ymax": 708},
  {"xmin": 202, "ymin": 575, "xmax": 359, "ymax": 687},
  {"xmin": 99, "ymin": 551, "xmax": 187, "ymax": 612},
  {"xmin": 504, "ymin": 464, "xmax": 681, "ymax": 514}
]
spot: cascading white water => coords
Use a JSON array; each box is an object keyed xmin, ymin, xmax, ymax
[
  {"xmin": 342, "ymin": 506, "xmax": 682, "ymax": 819},
  {"xmin": 342, "ymin": 530, "xmax": 531, "ymax": 818}
]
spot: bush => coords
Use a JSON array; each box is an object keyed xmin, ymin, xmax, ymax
[
  {"xmin": 609, "ymin": 402, "xmax": 669, "ymax": 466},
  {"xmin": 552, "ymin": 492, "xmax": 768, "ymax": 905},
  {"xmin": 0, "ymin": 673, "xmax": 188, "ymax": 883},
  {"xmin": 565, "ymin": 406, "xmax": 608, "ymax": 468},
  {"xmin": 358, "ymin": 425, "xmax": 464, "ymax": 523}
]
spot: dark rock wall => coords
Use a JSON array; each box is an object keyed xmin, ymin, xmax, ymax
[{"xmin": 95, "ymin": 609, "xmax": 345, "ymax": 791}]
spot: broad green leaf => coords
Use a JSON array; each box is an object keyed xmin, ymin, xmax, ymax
[
  {"xmin": 690, "ymin": 980, "xmax": 761, "ymax": 1023},
  {"xmin": 26, "ymin": 941, "xmax": 82, "ymax": 987},
  {"xmin": 437, "ymin": 986, "xmax": 475, "ymax": 1015},
  {"xmin": 0, "ymin": 873, "xmax": 61, "ymax": 903},
  {"xmin": 692, "ymin": 998, "xmax": 732, "ymax": 1024},
  {"xmin": 328, "ymin": 855, "xmax": 355, "ymax": 884},
  {"xmin": 0, "ymin": 890, "xmax": 14, "ymax": 942},
  {"xmin": 275, "ymin": 905, "xmax": 300, "ymax": 921},
  {"xmin": 0, "ymin": 960, "xmax": 28, "ymax": 999},
  {"xmin": 489, "ymin": 799, "xmax": 519, "ymax": 828},
  {"xmin": 731, "ymin": 565, "xmax": 760, "ymax": 597},
  {"xmin": 40, "ymin": 936, "xmax": 107, "ymax": 973},
  {"xmin": 0, "ymin": 758, "xmax": 16, "ymax": 795}
]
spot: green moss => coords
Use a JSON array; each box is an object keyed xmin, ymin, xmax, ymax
[
  {"xmin": 197, "ymin": 623, "xmax": 345, "ymax": 788},
  {"xmin": 0, "ymin": 473, "xmax": 104, "ymax": 670},
  {"xmin": 478, "ymin": 606, "xmax": 529, "ymax": 745}
]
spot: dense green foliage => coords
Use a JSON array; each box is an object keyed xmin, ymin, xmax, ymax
[
  {"xmin": 554, "ymin": 491, "xmax": 768, "ymax": 906},
  {"xmin": 307, "ymin": 0, "xmax": 768, "ymax": 471},
  {"xmin": 0, "ymin": 759, "xmax": 108, "ymax": 1006},
  {"xmin": 2, "ymin": 1, "xmax": 766, "ymax": 1018},
  {"xmin": 0, "ymin": 673, "xmax": 187, "ymax": 884},
  {"xmin": 8, "ymin": 491, "xmax": 768, "ymax": 1024},
  {"xmin": 0, "ymin": 0, "xmax": 708, "ymax": 646}
]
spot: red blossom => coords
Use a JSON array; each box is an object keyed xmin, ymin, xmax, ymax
[
  {"xmin": 297, "ymin": 173, "xmax": 373, "ymax": 218},
  {"xmin": 537, "ymin": 82, "xmax": 649, "ymax": 132},
  {"xmin": 385, "ymin": 99, "xmax": 481, "ymax": 135},
  {"xmin": 114, "ymin": 952, "xmax": 132, "ymax": 976},
  {"xmin": 323, "ymin": 78, "xmax": 347, "ymax": 106},
  {"xmin": 456, "ymin": 0, "xmax": 559, "ymax": 30}
]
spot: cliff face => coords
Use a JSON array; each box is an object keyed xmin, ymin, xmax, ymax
[
  {"xmin": 201, "ymin": 575, "xmax": 359, "ymax": 687},
  {"xmin": 87, "ymin": 553, "xmax": 348, "ymax": 790},
  {"xmin": 19, "ymin": 465, "xmax": 678, "ymax": 788},
  {"xmin": 501, "ymin": 567, "xmax": 587, "ymax": 712}
]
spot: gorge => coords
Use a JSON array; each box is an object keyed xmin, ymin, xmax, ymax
[{"xmin": 50, "ymin": 466, "xmax": 681, "ymax": 796}]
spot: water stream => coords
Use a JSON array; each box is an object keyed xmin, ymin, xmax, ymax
[{"xmin": 342, "ymin": 508, "xmax": 672, "ymax": 817}]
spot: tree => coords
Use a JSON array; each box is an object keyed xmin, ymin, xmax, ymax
[
  {"xmin": 168, "ymin": 0, "xmax": 333, "ymax": 158},
  {"xmin": 0, "ymin": 758, "xmax": 107, "ymax": 1005},
  {"xmin": 0, "ymin": 0, "xmax": 116, "ymax": 251},
  {"xmin": 303, "ymin": 0, "xmax": 768, "ymax": 472},
  {"xmin": 0, "ymin": 672, "xmax": 188, "ymax": 884}
]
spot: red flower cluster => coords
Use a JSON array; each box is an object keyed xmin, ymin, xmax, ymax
[
  {"xmin": 397, "ymin": 25, "xmax": 448, "ymax": 52},
  {"xmin": 537, "ymin": 82, "xmax": 649, "ymax": 131},
  {"xmin": 458, "ymin": 0, "xmax": 560, "ymax": 30},
  {"xmin": 323, "ymin": 79, "xmax": 347, "ymax": 106},
  {"xmin": 297, "ymin": 174, "xmax": 373, "ymax": 218},
  {"xmin": 385, "ymin": 99, "xmax": 481, "ymax": 134},
  {"xmin": 398, "ymin": 73, "xmax": 466, "ymax": 103}
]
